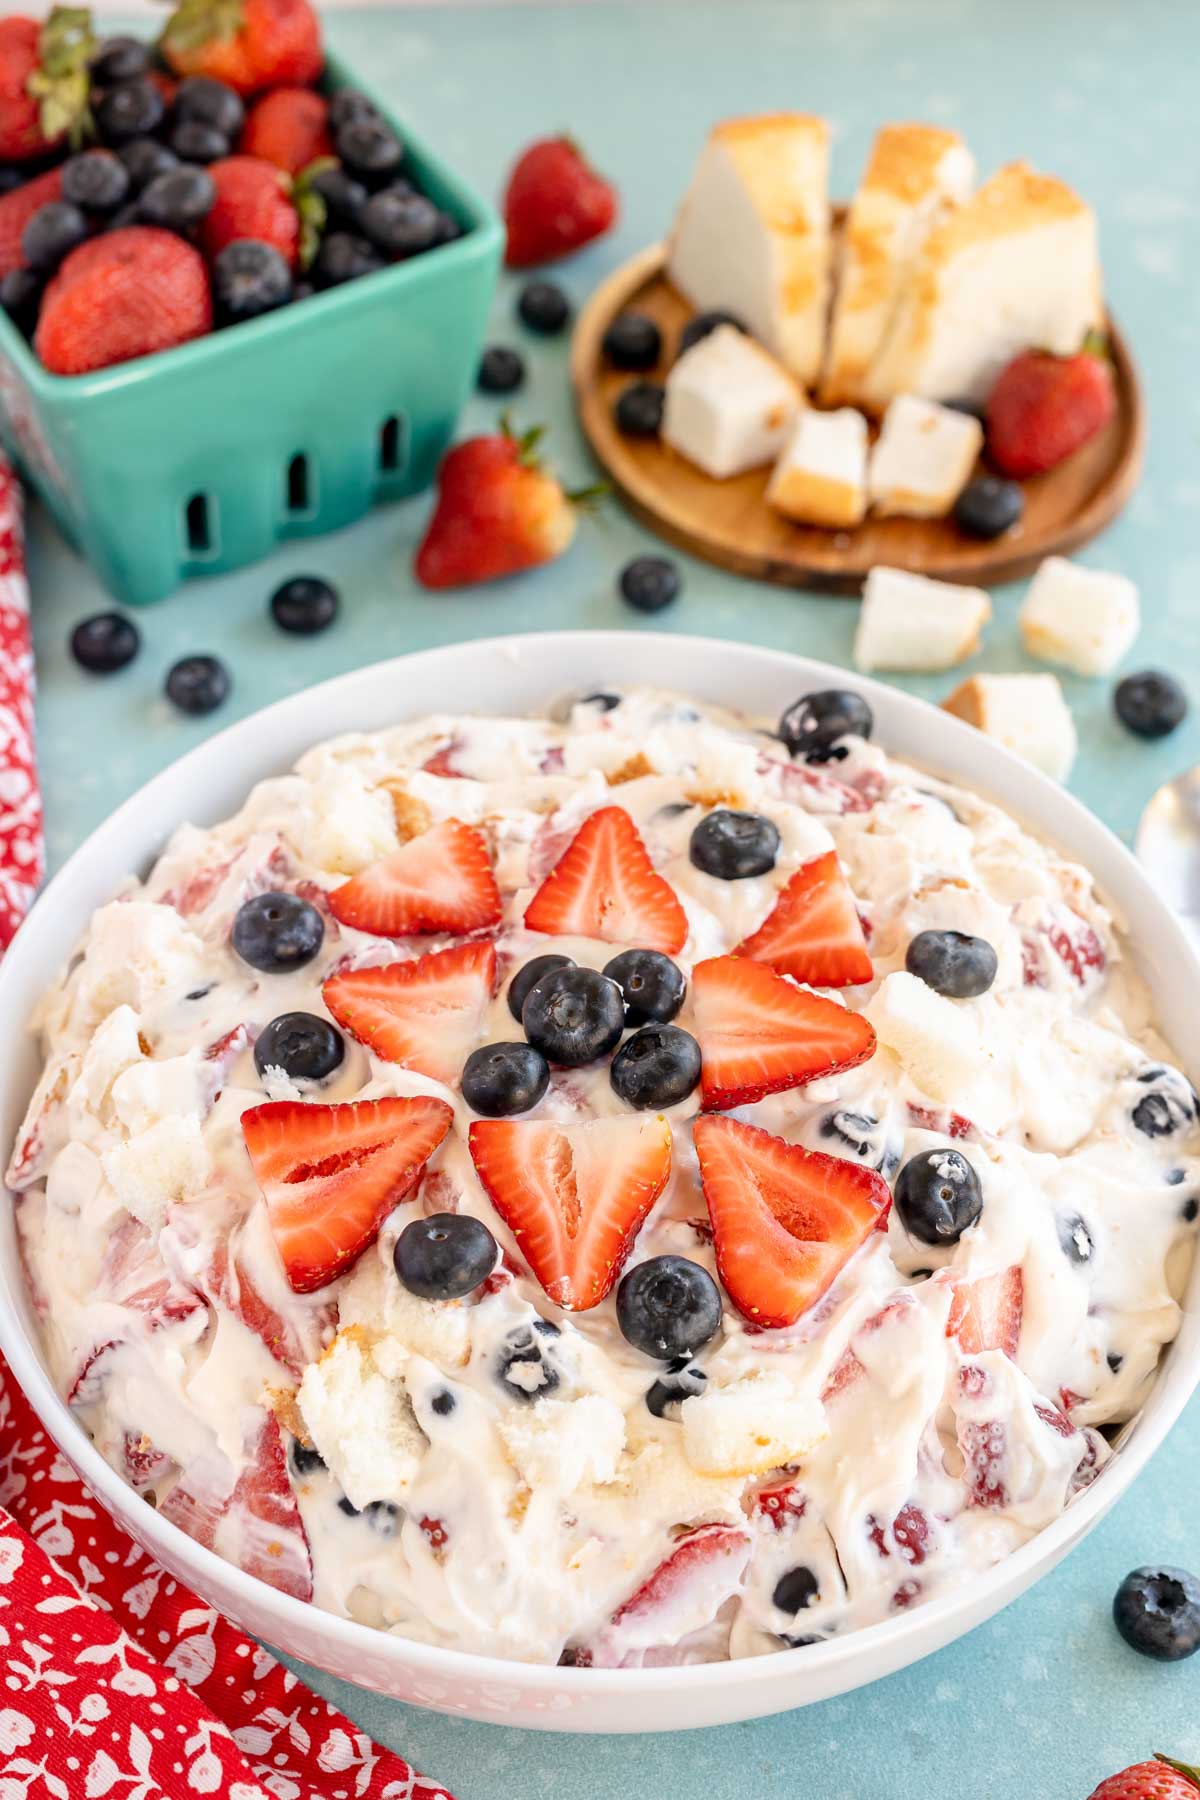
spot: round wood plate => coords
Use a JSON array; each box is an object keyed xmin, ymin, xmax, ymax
[{"xmin": 570, "ymin": 239, "xmax": 1145, "ymax": 594}]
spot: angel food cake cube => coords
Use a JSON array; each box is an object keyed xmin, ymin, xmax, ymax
[
  {"xmin": 867, "ymin": 394, "xmax": 983, "ymax": 517},
  {"xmin": 667, "ymin": 112, "xmax": 832, "ymax": 385},
  {"xmin": 662, "ymin": 325, "xmax": 802, "ymax": 479},
  {"xmin": 766, "ymin": 407, "xmax": 869, "ymax": 528},
  {"xmin": 854, "ymin": 565, "xmax": 991, "ymax": 672},
  {"xmin": 1018, "ymin": 556, "xmax": 1140, "ymax": 677},
  {"xmin": 943, "ymin": 672, "xmax": 1078, "ymax": 781}
]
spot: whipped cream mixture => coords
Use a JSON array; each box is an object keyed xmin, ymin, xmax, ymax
[{"xmin": 10, "ymin": 688, "xmax": 1198, "ymax": 1666}]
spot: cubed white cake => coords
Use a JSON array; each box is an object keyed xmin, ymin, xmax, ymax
[
  {"xmin": 661, "ymin": 325, "xmax": 801, "ymax": 480},
  {"xmin": 854, "ymin": 565, "xmax": 991, "ymax": 672},
  {"xmin": 867, "ymin": 395, "xmax": 983, "ymax": 517},
  {"xmin": 943, "ymin": 672, "xmax": 1078, "ymax": 781},
  {"xmin": 766, "ymin": 407, "xmax": 868, "ymax": 528},
  {"xmin": 680, "ymin": 1371, "xmax": 827, "ymax": 1476},
  {"xmin": 1018, "ymin": 556, "xmax": 1140, "ymax": 676}
]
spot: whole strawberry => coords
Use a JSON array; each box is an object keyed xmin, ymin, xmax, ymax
[
  {"xmin": 1089, "ymin": 1758, "xmax": 1200, "ymax": 1800},
  {"xmin": 240, "ymin": 85, "xmax": 331, "ymax": 173},
  {"xmin": 0, "ymin": 8, "xmax": 94, "ymax": 164},
  {"xmin": 414, "ymin": 422, "xmax": 579, "ymax": 589},
  {"xmin": 36, "ymin": 227, "xmax": 212, "ymax": 375},
  {"xmin": 986, "ymin": 338, "xmax": 1116, "ymax": 477},
  {"xmin": 0, "ymin": 166, "xmax": 63, "ymax": 278},
  {"xmin": 160, "ymin": 0, "xmax": 322, "ymax": 97},
  {"xmin": 503, "ymin": 135, "xmax": 617, "ymax": 268},
  {"xmin": 201, "ymin": 154, "xmax": 301, "ymax": 268}
]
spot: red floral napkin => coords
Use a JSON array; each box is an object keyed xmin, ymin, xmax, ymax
[{"xmin": 0, "ymin": 456, "xmax": 455, "ymax": 1798}]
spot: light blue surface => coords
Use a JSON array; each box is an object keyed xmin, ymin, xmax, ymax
[{"xmin": 26, "ymin": 2, "xmax": 1200, "ymax": 1793}]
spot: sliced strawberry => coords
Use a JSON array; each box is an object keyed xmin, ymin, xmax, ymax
[
  {"xmin": 468, "ymin": 1115, "xmax": 671, "ymax": 1310},
  {"xmin": 592, "ymin": 1525, "xmax": 751, "ymax": 1665},
  {"xmin": 202, "ymin": 1242, "xmax": 326, "ymax": 1378},
  {"xmin": 755, "ymin": 1480, "xmax": 807, "ymax": 1531},
  {"xmin": 735, "ymin": 851, "xmax": 872, "ymax": 988},
  {"xmin": 323, "ymin": 941, "xmax": 496, "ymax": 1085},
  {"xmin": 694, "ymin": 1115, "xmax": 890, "ymax": 1329},
  {"xmin": 691, "ymin": 955, "xmax": 876, "ymax": 1110},
  {"xmin": 160, "ymin": 1413, "xmax": 312, "ymax": 1601},
  {"xmin": 945, "ymin": 1265, "xmax": 1023, "ymax": 1358},
  {"xmin": 958, "ymin": 1417, "xmax": 1009, "ymax": 1510},
  {"xmin": 523, "ymin": 805, "xmax": 687, "ymax": 955},
  {"xmin": 328, "ymin": 818, "xmax": 501, "ymax": 938},
  {"xmin": 242, "ymin": 1095, "xmax": 454, "ymax": 1293}
]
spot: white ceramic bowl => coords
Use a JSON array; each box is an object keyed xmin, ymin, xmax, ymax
[{"xmin": 1, "ymin": 632, "xmax": 1197, "ymax": 1734}]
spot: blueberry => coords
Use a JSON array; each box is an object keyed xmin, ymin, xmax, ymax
[
  {"xmin": 461, "ymin": 1041, "xmax": 550, "ymax": 1117},
  {"xmin": 119, "ymin": 138, "xmax": 179, "ymax": 192},
  {"xmin": 477, "ymin": 345, "xmax": 525, "ymax": 394},
  {"xmin": 619, "ymin": 553, "xmax": 679, "ymax": 612},
  {"xmin": 21, "ymin": 203, "xmax": 88, "ymax": 272},
  {"xmin": 1185, "ymin": 1197, "xmax": 1200, "ymax": 1224},
  {"xmin": 496, "ymin": 1324, "xmax": 561, "ymax": 1400},
  {"xmin": 313, "ymin": 231, "xmax": 384, "ymax": 287},
  {"xmin": 689, "ymin": 808, "xmax": 780, "ymax": 880},
  {"xmin": 521, "ymin": 965, "xmax": 625, "ymax": 1066},
  {"xmin": 1107, "ymin": 1351, "xmax": 1124, "ymax": 1372},
  {"xmin": 231, "ymin": 891, "xmax": 324, "ymax": 973},
  {"xmin": 895, "ymin": 1148, "xmax": 983, "ymax": 1246},
  {"xmin": 779, "ymin": 689, "xmax": 873, "ymax": 762},
  {"xmin": 307, "ymin": 165, "xmax": 368, "ymax": 230},
  {"xmin": 1113, "ymin": 1567, "xmax": 1200, "ymax": 1661},
  {"xmin": 1058, "ymin": 1214, "xmax": 1094, "ymax": 1264},
  {"xmin": 431, "ymin": 211, "xmax": 462, "ymax": 248},
  {"xmin": 616, "ymin": 1255, "xmax": 722, "ymax": 1360},
  {"xmin": 819, "ymin": 1110, "xmax": 898, "ymax": 1175},
  {"xmin": 329, "ymin": 89, "xmax": 380, "ymax": 131},
  {"xmin": 1114, "ymin": 671, "xmax": 1188, "ymax": 740},
  {"xmin": 61, "ymin": 150, "xmax": 130, "ymax": 215},
  {"xmin": 773, "ymin": 1565, "xmax": 820, "ymax": 1616},
  {"xmin": 290, "ymin": 1437, "xmax": 326, "ymax": 1476},
  {"xmin": 517, "ymin": 279, "xmax": 569, "ymax": 335},
  {"xmin": 165, "ymin": 654, "xmax": 230, "ymax": 716},
  {"xmin": 645, "ymin": 1357, "xmax": 707, "ymax": 1417},
  {"xmin": 138, "ymin": 165, "xmax": 215, "ymax": 231},
  {"xmin": 613, "ymin": 380, "xmax": 664, "ymax": 437},
  {"xmin": 582, "ymin": 691, "xmax": 621, "ymax": 712},
  {"xmin": 679, "ymin": 309, "xmax": 746, "ymax": 355},
  {"xmin": 430, "ymin": 1389, "xmax": 456, "ymax": 1416},
  {"xmin": 905, "ymin": 930, "xmax": 998, "ymax": 999},
  {"xmin": 1133, "ymin": 1091, "xmax": 1194, "ymax": 1138},
  {"xmin": 339, "ymin": 1497, "xmax": 400, "ymax": 1535},
  {"xmin": 175, "ymin": 76, "xmax": 244, "ymax": 139},
  {"xmin": 254, "ymin": 1012, "xmax": 344, "ymax": 1083},
  {"xmin": 0, "ymin": 267, "xmax": 42, "ymax": 332},
  {"xmin": 336, "ymin": 117, "xmax": 405, "ymax": 185},
  {"xmin": 96, "ymin": 78, "xmax": 165, "ymax": 144},
  {"xmin": 70, "ymin": 611, "xmax": 140, "ymax": 674},
  {"xmin": 0, "ymin": 168, "xmax": 21, "ymax": 199},
  {"xmin": 603, "ymin": 949, "xmax": 685, "ymax": 1025},
  {"xmin": 169, "ymin": 120, "xmax": 230, "ymax": 164},
  {"xmin": 394, "ymin": 1211, "xmax": 498, "ymax": 1300},
  {"xmin": 213, "ymin": 240, "xmax": 293, "ymax": 322},
  {"xmin": 361, "ymin": 187, "xmax": 439, "ymax": 257},
  {"xmin": 269, "ymin": 575, "xmax": 339, "ymax": 635},
  {"xmin": 953, "ymin": 476, "xmax": 1023, "ymax": 540},
  {"xmin": 507, "ymin": 954, "xmax": 574, "ymax": 1025},
  {"xmin": 90, "ymin": 34, "xmax": 152, "ymax": 84},
  {"xmin": 603, "ymin": 311, "xmax": 662, "ymax": 371},
  {"xmin": 610, "ymin": 1025, "xmax": 701, "ymax": 1109}
]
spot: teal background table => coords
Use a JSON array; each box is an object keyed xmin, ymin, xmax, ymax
[{"xmin": 25, "ymin": 2, "xmax": 1200, "ymax": 1792}]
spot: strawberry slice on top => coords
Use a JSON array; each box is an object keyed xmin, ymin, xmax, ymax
[
  {"xmin": 242, "ymin": 1094, "xmax": 453, "ymax": 1293},
  {"xmin": 736, "ymin": 850, "xmax": 872, "ymax": 988},
  {"xmin": 691, "ymin": 955, "xmax": 876, "ymax": 1110},
  {"xmin": 694, "ymin": 1115, "xmax": 891, "ymax": 1329},
  {"xmin": 323, "ymin": 940, "xmax": 496, "ymax": 1086},
  {"xmin": 523, "ymin": 805, "xmax": 687, "ymax": 955},
  {"xmin": 328, "ymin": 818, "xmax": 501, "ymax": 938},
  {"xmin": 468, "ymin": 1115, "xmax": 672, "ymax": 1310}
]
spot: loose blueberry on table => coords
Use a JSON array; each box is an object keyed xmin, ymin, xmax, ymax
[
  {"xmin": 477, "ymin": 344, "xmax": 525, "ymax": 394},
  {"xmin": 1113, "ymin": 1566, "xmax": 1200, "ymax": 1661},
  {"xmin": 270, "ymin": 574, "xmax": 340, "ymax": 634},
  {"xmin": 618, "ymin": 552, "xmax": 679, "ymax": 612},
  {"xmin": 69, "ymin": 611, "xmax": 140, "ymax": 674},
  {"xmin": 164, "ymin": 653, "xmax": 230, "ymax": 716},
  {"xmin": 517, "ymin": 279, "xmax": 570, "ymax": 335},
  {"xmin": 1114, "ymin": 670, "xmax": 1189, "ymax": 739}
]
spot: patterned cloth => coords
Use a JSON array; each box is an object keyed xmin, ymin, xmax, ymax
[{"xmin": 0, "ymin": 460, "xmax": 454, "ymax": 1798}]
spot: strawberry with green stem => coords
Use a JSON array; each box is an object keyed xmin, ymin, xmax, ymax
[
  {"xmin": 159, "ymin": 0, "xmax": 322, "ymax": 95},
  {"xmin": 0, "ymin": 7, "xmax": 94, "ymax": 163}
]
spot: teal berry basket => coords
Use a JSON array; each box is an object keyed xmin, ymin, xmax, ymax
[{"xmin": 0, "ymin": 53, "xmax": 503, "ymax": 606}]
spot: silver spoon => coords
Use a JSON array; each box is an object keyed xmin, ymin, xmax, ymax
[{"xmin": 1136, "ymin": 767, "xmax": 1200, "ymax": 926}]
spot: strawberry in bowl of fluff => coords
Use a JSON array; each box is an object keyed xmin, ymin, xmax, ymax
[{"xmin": 8, "ymin": 682, "xmax": 1198, "ymax": 1669}]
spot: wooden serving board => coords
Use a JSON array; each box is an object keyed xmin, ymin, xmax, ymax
[{"xmin": 570, "ymin": 239, "xmax": 1145, "ymax": 594}]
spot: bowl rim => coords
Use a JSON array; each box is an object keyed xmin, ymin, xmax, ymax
[
  {"xmin": 2, "ymin": 627, "xmax": 1197, "ymax": 1699},
  {"xmin": 0, "ymin": 47, "xmax": 503, "ymax": 399}
]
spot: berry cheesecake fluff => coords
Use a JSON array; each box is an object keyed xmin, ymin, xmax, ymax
[{"xmin": 9, "ymin": 686, "xmax": 1199, "ymax": 1668}]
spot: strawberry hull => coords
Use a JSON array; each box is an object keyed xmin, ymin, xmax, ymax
[{"xmin": 0, "ymin": 52, "xmax": 502, "ymax": 606}]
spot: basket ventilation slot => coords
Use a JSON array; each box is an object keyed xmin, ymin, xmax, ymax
[
  {"xmin": 185, "ymin": 494, "xmax": 213, "ymax": 555},
  {"xmin": 379, "ymin": 415, "xmax": 405, "ymax": 474},
  {"xmin": 286, "ymin": 453, "xmax": 312, "ymax": 515}
]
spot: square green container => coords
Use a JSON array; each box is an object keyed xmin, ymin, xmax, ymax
[{"xmin": 0, "ymin": 54, "xmax": 503, "ymax": 605}]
